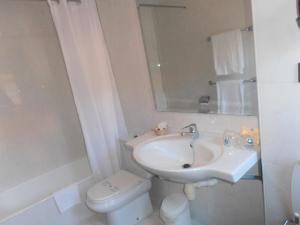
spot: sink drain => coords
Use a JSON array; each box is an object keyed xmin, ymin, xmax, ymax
[{"xmin": 182, "ymin": 163, "xmax": 192, "ymax": 169}]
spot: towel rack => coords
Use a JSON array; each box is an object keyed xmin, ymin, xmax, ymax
[
  {"xmin": 49, "ymin": 0, "xmax": 81, "ymax": 2},
  {"xmin": 137, "ymin": 3, "xmax": 186, "ymax": 9},
  {"xmin": 207, "ymin": 25, "xmax": 253, "ymax": 42},
  {"xmin": 208, "ymin": 78, "xmax": 257, "ymax": 86}
]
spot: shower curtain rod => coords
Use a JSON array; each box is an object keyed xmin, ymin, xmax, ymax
[{"xmin": 208, "ymin": 77, "xmax": 257, "ymax": 86}]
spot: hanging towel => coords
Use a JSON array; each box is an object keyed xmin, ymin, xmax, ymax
[
  {"xmin": 211, "ymin": 30, "xmax": 245, "ymax": 75},
  {"xmin": 241, "ymin": 81, "xmax": 258, "ymax": 115},
  {"xmin": 217, "ymin": 80, "xmax": 244, "ymax": 114}
]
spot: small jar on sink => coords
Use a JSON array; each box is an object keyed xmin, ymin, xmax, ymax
[{"xmin": 223, "ymin": 130, "xmax": 242, "ymax": 147}]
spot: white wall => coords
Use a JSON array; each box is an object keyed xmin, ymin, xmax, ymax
[
  {"xmin": 252, "ymin": 0, "xmax": 300, "ymax": 224},
  {"xmin": 96, "ymin": 1, "xmax": 264, "ymax": 225}
]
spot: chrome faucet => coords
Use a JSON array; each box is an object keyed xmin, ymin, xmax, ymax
[{"xmin": 180, "ymin": 123, "xmax": 199, "ymax": 140}]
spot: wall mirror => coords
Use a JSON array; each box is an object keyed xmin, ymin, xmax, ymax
[{"xmin": 138, "ymin": 0, "xmax": 258, "ymax": 116}]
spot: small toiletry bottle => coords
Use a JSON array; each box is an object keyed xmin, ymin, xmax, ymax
[{"xmin": 223, "ymin": 130, "xmax": 242, "ymax": 147}]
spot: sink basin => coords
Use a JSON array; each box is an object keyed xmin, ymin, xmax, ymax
[{"xmin": 131, "ymin": 132, "xmax": 258, "ymax": 184}]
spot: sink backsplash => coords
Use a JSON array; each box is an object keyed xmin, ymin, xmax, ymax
[{"xmin": 131, "ymin": 112, "xmax": 258, "ymax": 138}]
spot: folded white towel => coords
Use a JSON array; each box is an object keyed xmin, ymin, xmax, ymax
[
  {"xmin": 241, "ymin": 82, "xmax": 258, "ymax": 115},
  {"xmin": 211, "ymin": 29, "xmax": 245, "ymax": 75},
  {"xmin": 217, "ymin": 80, "xmax": 244, "ymax": 114}
]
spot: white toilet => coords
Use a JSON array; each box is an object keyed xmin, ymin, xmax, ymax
[
  {"xmin": 86, "ymin": 141, "xmax": 154, "ymax": 225},
  {"xmin": 160, "ymin": 193, "xmax": 192, "ymax": 225}
]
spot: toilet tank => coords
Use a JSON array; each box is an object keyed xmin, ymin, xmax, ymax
[{"xmin": 120, "ymin": 139, "xmax": 153, "ymax": 179}]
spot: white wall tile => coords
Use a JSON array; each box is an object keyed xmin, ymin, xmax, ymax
[
  {"xmin": 259, "ymin": 84, "xmax": 300, "ymax": 164},
  {"xmin": 257, "ymin": 84, "xmax": 300, "ymax": 224},
  {"xmin": 262, "ymin": 162, "xmax": 292, "ymax": 225},
  {"xmin": 252, "ymin": 0, "xmax": 300, "ymax": 84},
  {"xmin": 252, "ymin": 0, "xmax": 300, "ymax": 223}
]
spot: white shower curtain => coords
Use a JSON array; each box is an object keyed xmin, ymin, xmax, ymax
[{"xmin": 48, "ymin": 0, "xmax": 128, "ymax": 178}]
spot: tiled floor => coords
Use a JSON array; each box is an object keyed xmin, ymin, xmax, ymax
[
  {"xmin": 77, "ymin": 211, "xmax": 201, "ymax": 225},
  {"xmin": 75, "ymin": 215, "xmax": 104, "ymax": 225},
  {"xmin": 77, "ymin": 211, "xmax": 163, "ymax": 225},
  {"xmin": 137, "ymin": 212, "xmax": 164, "ymax": 225}
]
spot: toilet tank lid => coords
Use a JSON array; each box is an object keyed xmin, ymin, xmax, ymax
[
  {"xmin": 87, "ymin": 170, "xmax": 150, "ymax": 202},
  {"xmin": 292, "ymin": 163, "xmax": 300, "ymax": 214}
]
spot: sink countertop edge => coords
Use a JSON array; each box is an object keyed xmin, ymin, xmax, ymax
[{"xmin": 125, "ymin": 131, "xmax": 156, "ymax": 149}]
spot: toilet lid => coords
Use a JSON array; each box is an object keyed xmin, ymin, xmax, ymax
[
  {"xmin": 87, "ymin": 170, "xmax": 147, "ymax": 202},
  {"xmin": 292, "ymin": 163, "xmax": 300, "ymax": 214}
]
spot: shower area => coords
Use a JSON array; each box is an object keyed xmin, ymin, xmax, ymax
[{"xmin": 0, "ymin": 0, "xmax": 125, "ymax": 224}]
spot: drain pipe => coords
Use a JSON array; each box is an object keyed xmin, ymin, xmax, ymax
[
  {"xmin": 184, "ymin": 179, "xmax": 219, "ymax": 200},
  {"xmin": 184, "ymin": 184, "xmax": 196, "ymax": 200}
]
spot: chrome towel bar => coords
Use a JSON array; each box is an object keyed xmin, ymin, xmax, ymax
[
  {"xmin": 207, "ymin": 26, "xmax": 253, "ymax": 42},
  {"xmin": 208, "ymin": 78, "xmax": 257, "ymax": 86}
]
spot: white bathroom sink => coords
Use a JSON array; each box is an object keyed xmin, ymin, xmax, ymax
[{"xmin": 131, "ymin": 132, "xmax": 258, "ymax": 184}]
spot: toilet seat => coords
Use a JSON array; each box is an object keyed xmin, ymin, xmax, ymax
[{"xmin": 86, "ymin": 170, "xmax": 151, "ymax": 213}]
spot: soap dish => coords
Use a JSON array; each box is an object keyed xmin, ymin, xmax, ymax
[{"xmin": 153, "ymin": 127, "xmax": 167, "ymax": 136}]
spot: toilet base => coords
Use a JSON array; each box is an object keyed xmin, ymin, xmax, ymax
[{"xmin": 107, "ymin": 193, "xmax": 153, "ymax": 225}]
